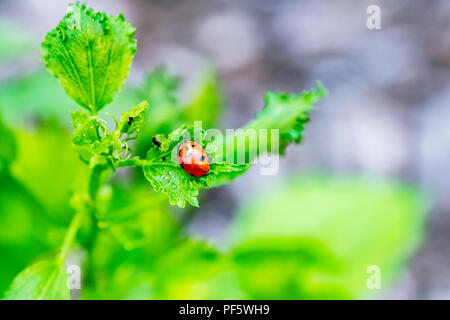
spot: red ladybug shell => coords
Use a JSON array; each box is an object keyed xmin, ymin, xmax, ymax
[{"xmin": 177, "ymin": 141, "xmax": 210, "ymax": 177}]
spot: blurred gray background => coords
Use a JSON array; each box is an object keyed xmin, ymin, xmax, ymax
[{"xmin": 1, "ymin": 0, "xmax": 449, "ymax": 299}]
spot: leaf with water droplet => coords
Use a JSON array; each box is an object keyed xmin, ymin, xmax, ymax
[
  {"xmin": 142, "ymin": 125, "xmax": 248, "ymax": 207},
  {"xmin": 142, "ymin": 83, "xmax": 326, "ymax": 206}
]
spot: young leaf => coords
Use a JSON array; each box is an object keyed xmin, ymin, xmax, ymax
[
  {"xmin": 71, "ymin": 109, "xmax": 90, "ymax": 128},
  {"xmin": 118, "ymin": 101, "xmax": 148, "ymax": 136},
  {"xmin": 142, "ymin": 127, "xmax": 248, "ymax": 207},
  {"xmin": 4, "ymin": 260, "xmax": 70, "ymax": 300},
  {"xmin": 71, "ymin": 112, "xmax": 105, "ymax": 152},
  {"xmin": 41, "ymin": 2, "xmax": 137, "ymax": 113},
  {"xmin": 70, "ymin": 111, "xmax": 122, "ymax": 167}
]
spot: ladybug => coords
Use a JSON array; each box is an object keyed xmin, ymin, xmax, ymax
[{"xmin": 177, "ymin": 141, "xmax": 209, "ymax": 177}]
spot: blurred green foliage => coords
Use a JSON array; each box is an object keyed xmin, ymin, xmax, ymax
[
  {"xmin": 229, "ymin": 176, "xmax": 427, "ymax": 299},
  {"xmin": 0, "ymin": 20, "xmax": 32, "ymax": 62},
  {"xmin": 70, "ymin": 175, "xmax": 426, "ymax": 299},
  {"xmin": 0, "ymin": 16, "xmax": 427, "ymax": 300},
  {"xmin": 12, "ymin": 121, "xmax": 89, "ymax": 223},
  {"xmin": 0, "ymin": 70, "xmax": 78, "ymax": 127}
]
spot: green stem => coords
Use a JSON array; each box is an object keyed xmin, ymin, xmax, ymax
[
  {"xmin": 88, "ymin": 164, "xmax": 107, "ymax": 199},
  {"xmin": 57, "ymin": 156, "xmax": 144, "ymax": 264},
  {"xmin": 58, "ymin": 209, "xmax": 84, "ymax": 263},
  {"xmin": 118, "ymin": 157, "xmax": 146, "ymax": 168},
  {"xmin": 58, "ymin": 164, "xmax": 106, "ymax": 263}
]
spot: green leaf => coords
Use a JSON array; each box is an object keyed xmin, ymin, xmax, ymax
[
  {"xmin": 41, "ymin": 2, "xmax": 137, "ymax": 113},
  {"xmin": 71, "ymin": 112, "xmax": 105, "ymax": 151},
  {"xmin": 142, "ymin": 126, "xmax": 248, "ymax": 207},
  {"xmin": 4, "ymin": 260, "xmax": 70, "ymax": 300},
  {"xmin": 118, "ymin": 101, "xmax": 148, "ymax": 136},
  {"xmin": 143, "ymin": 163, "xmax": 200, "ymax": 208},
  {"xmin": 70, "ymin": 111, "xmax": 123, "ymax": 167},
  {"xmin": 220, "ymin": 82, "xmax": 327, "ymax": 163},
  {"xmin": 255, "ymin": 82, "xmax": 326, "ymax": 150},
  {"xmin": 198, "ymin": 82, "xmax": 327, "ymax": 188},
  {"xmin": 71, "ymin": 109, "xmax": 90, "ymax": 128}
]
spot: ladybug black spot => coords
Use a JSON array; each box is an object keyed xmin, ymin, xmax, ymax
[
  {"xmin": 180, "ymin": 163, "xmax": 184, "ymax": 168},
  {"xmin": 191, "ymin": 143, "xmax": 195, "ymax": 147},
  {"xmin": 152, "ymin": 136, "xmax": 162, "ymax": 148},
  {"xmin": 200, "ymin": 155, "xmax": 205, "ymax": 161}
]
